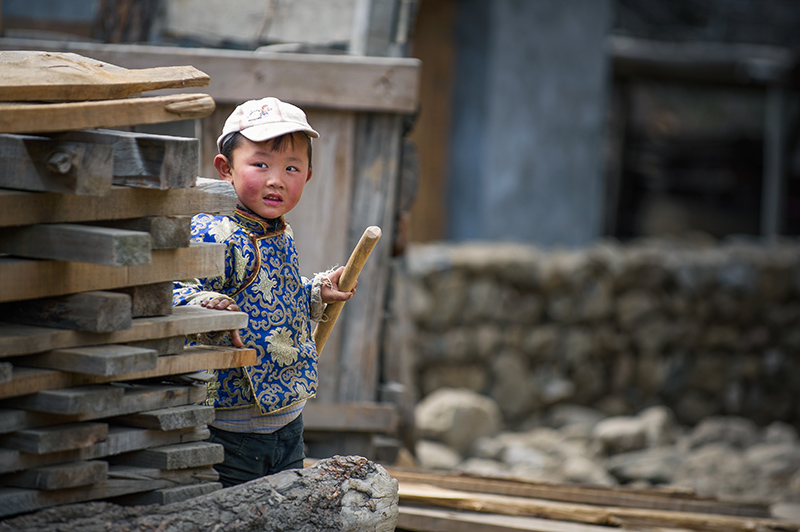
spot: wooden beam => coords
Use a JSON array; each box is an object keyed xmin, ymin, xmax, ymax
[
  {"xmin": 1, "ymin": 460, "xmax": 108, "ymax": 491},
  {"xmin": 6, "ymin": 385, "xmax": 125, "ymax": 416},
  {"xmin": 0, "ymin": 38, "xmax": 421, "ymax": 113},
  {"xmin": 0, "ymin": 291, "xmax": 133, "ymax": 333},
  {"xmin": 113, "ymin": 281, "xmax": 174, "ymax": 318},
  {"xmin": 0, "ymin": 305, "xmax": 246, "ymax": 357},
  {"xmin": 0, "ymin": 184, "xmax": 235, "ymax": 228},
  {"xmin": 0, "ymin": 224, "xmax": 151, "ymax": 266},
  {"xmin": 0, "ymin": 422, "xmax": 108, "ymax": 454},
  {"xmin": 0, "ymin": 345, "xmax": 256, "ymax": 399},
  {"xmin": 53, "ymin": 129, "xmax": 199, "ymax": 190},
  {"xmin": 112, "ymin": 405, "xmax": 215, "ymax": 431},
  {"xmin": 96, "ymin": 216, "xmax": 192, "ymax": 250},
  {"xmin": 16, "ymin": 345, "xmax": 158, "ymax": 377},
  {"xmin": 0, "ymin": 51, "xmax": 209, "ymax": 101},
  {"xmin": 0, "ymin": 243, "xmax": 224, "ymax": 303},
  {"xmin": 109, "ymin": 441, "xmax": 224, "ymax": 470},
  {"xmin": 0, "ymin": 93, "xmax": 216, "ymax": 135},
  {"xmin": 0, "ymin": 133, "xmax": 114, "ymax": 195}
]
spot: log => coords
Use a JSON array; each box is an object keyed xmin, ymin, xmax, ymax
[{"xmin": 0, "ymin": 455, "xmax": 400, "ymax": 532}]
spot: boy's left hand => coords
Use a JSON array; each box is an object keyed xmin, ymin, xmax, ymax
[{"xmin": 321, "ymin": 266, "xmax": 357, "ymax": 303}]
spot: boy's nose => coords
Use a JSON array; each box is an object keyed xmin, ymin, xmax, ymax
[{"xmin": 264, "ymin": 171, "xmax": 283, "ymax": 188}]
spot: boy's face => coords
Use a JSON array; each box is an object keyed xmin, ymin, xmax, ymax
[{"xmin": 215, "ymin": 133, "xmax": 312, "ymax": 220}]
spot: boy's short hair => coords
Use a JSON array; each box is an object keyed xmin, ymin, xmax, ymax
[{"xmin": 217, "ymin": 97, "xmax": 319, "ymax": 152}]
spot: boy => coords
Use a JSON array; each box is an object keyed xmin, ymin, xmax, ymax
[{"xmin": 173, "ymin": 97, "xmax": 355, "ymax": 487}]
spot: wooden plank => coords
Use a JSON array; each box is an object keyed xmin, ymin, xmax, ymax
[
  {"xmin": 97, "ymin": 216, "xmax": 192, "ymax": 250},
  {"xmin": 125, "ymin": 335, "xmax": 185, "ymax": 356},
  {"xmin": 0, "ymin": 183, "xmax": 235, "ymax": 228},
  {"xmin": 0, "ymin": 242, "xmax": 224, "ymax": 303},
  {"xmin": 0, "ymin": 422, "xmax": 107, "ymax": 454},
  {"xmin": 303, "ymin": 401, "xmax": 398, "ymax": 433},
  {"xmin": 0, "ymin": 291, "xmax": 132, "ymax": 333},
  {"xmin": 0, "ymin": 305, "xmax": 246, "ymax": 357},
  {"xmin": 0, "ymin": 224, "xmax": 151, "ymax": 266},
  {"xmin": 16, "ymin": 345, "xmax": 158, "ymax": 377},
  {"xmin": 0, "ymin": 425, "xmax": 209, "ymax": 475},
  {"xmin": 0, "ymin": 93, "xmax": 216, "ymax": 135},
  {"xmin": 6, "ymin": 385, "xmax": 125, "ymax": 415},
  {"xmin": 0, "ymin": 51, "xmax": 209, "ymax": 101},
  {"xmin": 398, "ymin": 483, "xmax": 790, "ymax": 532},
  {"xmin": 112, "ymin": 481, "xmax": 221, "ymax": 505},
  {"xmin": 53, "ymin": 128, "xmax": 199, "ymax": 189},
  {"xmin": 398, "ymin": 505, "xmax": 618, "ymax": 532},
  {"xmin": 0, "ymin": 363, "xmax": 10, "ymax": 384},
  {"xmin": 0, "ymin": 345, "xmax": 256, "ymax": 399},
  {"xmin": 0, "ymin": 38, "xmax": 421, "ymax": 112},
  {"xmin": 111, "ymin": 441, "xmax": 224, "ymax": 470},
  {"xmin": 112, "ymin": 404, "xmax": 215, "ymax": 431},
  {"xmin": 0, "ymin": 460, "xmax": 108, "ymax": 491},
  {"xmin": 0, "ymin": 133, "xmax": 114, "ymax": 195},
  {"xmin": 389, "ymin": 469, "xmax": 769, "ymax": 518},
  {"xmin": 114, "ymin": 281, "xmax": 174, "ymax": 318},
  {"xmin": 107, "ymin": 464, "xmax": 218, "ymax": 485},
  {"xmin": 0, "ymin": 382, "xmax": 206, "ymax": 434}
]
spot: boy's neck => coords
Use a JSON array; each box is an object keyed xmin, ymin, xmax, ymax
[{"xmin": 235, "ymin": 203, "xmax": 283, "ymax": 232}]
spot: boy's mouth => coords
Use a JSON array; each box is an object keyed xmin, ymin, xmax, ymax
[{"xmin": 263, "ymin": 193, "xmax": 283, "ymax": 206}]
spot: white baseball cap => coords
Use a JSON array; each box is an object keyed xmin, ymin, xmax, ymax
[{"xmin": 216, "ymin": 97, "xmax": 319, "ymax": 151}]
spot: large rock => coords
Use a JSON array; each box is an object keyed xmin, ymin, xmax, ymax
[{"xmin": 415, "ymin": 388, "xmax": 502, "ymax": 455}]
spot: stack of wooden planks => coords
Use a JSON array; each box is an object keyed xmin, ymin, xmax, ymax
[
  {"xmin": 391, "ymin": 468, "xmax": 800, "ymax": 532},
  {"xmin": 0, "ymin": 51, "xmax": 256, "ymax": 518}
]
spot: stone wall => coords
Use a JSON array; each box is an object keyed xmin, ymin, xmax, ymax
[{"xmin": 403, "ymin": 238, "xmax": 800, "ymax": 429}]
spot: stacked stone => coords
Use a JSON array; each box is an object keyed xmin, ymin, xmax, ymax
[{"xmin": 405, "ymin": 238, "xmax": 800, "ymax": 428}]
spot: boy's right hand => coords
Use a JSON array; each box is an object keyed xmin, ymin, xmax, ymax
[{"xmin": 201, "ymin": 297, "xmax": 244, "ymax": 348}]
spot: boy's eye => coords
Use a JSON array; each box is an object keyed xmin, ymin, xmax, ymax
[
  {"xmin": 287, "ymin": 165, "xmax": 299, "ymax": 172},
  {"xmin": 254, "ymin": 162, "xmax": 267, "ymax": 168}
]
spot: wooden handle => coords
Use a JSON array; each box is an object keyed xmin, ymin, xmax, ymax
[{"xmin": 313, "ymin": 226, "xmax": 381, "ymax": 355}]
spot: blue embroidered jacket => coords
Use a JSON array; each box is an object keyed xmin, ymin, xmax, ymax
[{"xmin": 173, "ymin": 208, "xmax": 319, "ymax": 415}]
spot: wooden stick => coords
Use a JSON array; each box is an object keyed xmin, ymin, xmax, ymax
[{"xmin": 313, "ymin": 226, "xmax": 381, "ymax": 355}]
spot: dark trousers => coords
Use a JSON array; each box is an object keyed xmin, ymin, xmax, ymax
[{"xmin": 208, "ymin": 413, "xmax": 305, "ymax": 487}]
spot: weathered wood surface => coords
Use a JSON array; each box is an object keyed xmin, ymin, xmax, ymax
[
  {"xmin": 112, "ymin": 405, "xmax": 215, "ymax": 431},
  {"xmin": 0, "ymin": 291, "xmax": 133, "ymax": 333},
  {"xmin": 0, "ymin": 305, "xmax": 245, "ymax": 357},
  {"xmin": 98, "ymin": 216, "xmax": 192, "ymax": 250},
  {"xmin": 0, "ymin": 243, "xmax": 224, "ymax": 303},
  {"xmin": 0, "ymin": 425, "xmax": 209, "ymax": 475},
  {"xmin": 398, "ymin": 505, "xmax": 615, "ymax": 532},
  {"xmin": 398, "ymin": 482, "xmax": 796, "ymax": 532},
  {"xmin": 388, "ymin": 468, "xmax": 771, "ymax": 518},
  {"xmin": 0, "ymin": 455, "xmax": 399, "ymax": 531},
  {"xmin": 0, "ymin": 224, "xmax": 151, "ymax": 266},
  {"xmin": 7, "ymin": 385, "xmax": 125, "ymax": 416},
  {"xmin": 0, "ymin": 422, "xmax": 108, "ymax": 454},
  {"xmin": 109, "ymin": 441, "xmax": 223, "ymax": 470},
  {"xmin": 114, "ymin": 281, "xmax": 174, "ymax": 318},
  {"xmin": 0, "ymin": 133, "xmax": 114, "ymax": 195},
  {"xmin": 112, "ymin": 480, "xmax": 221, "ymax": 506},
  {"xmin": 0, "ymin": 346, "xmax": 256, "ymax": 399},
  {"xmin": 17, "ymin": 344, "xmax": 158, "ymax": 377},
  {"xmin": 0, "ymin": 93, "xmax": 216, "ymax": 134},
  {"xmin": 54, "ymin": 129, "xmax": 199, "ymax": 189},
  {"xmin": 303, "ymin": 401, "xmax": 398, "ymax": 433},
  {"xmin": 0, "ymin": 38, "xmax": 421, "ymax": 112},
  {"xmin": 1, "ymin": 460, "xmax": 109, "ymax": 491},
  {"xmin": 0, "ymin": 184, "xmax": 235, "ymax": 228},
  {"xmin": 0, "ymin": 382, "xmax": 206, "ymax": 434},
  {"xmin": 0, "ymin": 51, "xmax": 210, "ymax": 101}
]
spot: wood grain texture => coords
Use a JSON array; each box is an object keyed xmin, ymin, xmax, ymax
[
  {"xmin": 17, "ymin": 344, "xmax": 158, "ymax": 377},
  {"xmin": 0, "ymin": 291, "xmax": 133, "ymax": 333}
]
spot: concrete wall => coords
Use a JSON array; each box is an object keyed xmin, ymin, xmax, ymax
[{"xmin": 448, "ymin": 0, "xmax": 613, "ymax": 247}]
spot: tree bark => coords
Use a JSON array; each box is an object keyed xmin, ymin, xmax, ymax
[{"xmin": 0, "ymin": 455, "xmax": 399, "ymax": 532}]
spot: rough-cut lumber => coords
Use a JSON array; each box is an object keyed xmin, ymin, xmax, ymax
[
  {"xmin": 17, "ymin": 344, "xmax": 158, "ymax": 377},
  {"xmin": 0, "ymin": 345, "xmax": 256, "ymax": 399},
  {"xmin": 98, "ymin": 216, "xmax": 192, "ymax": 250},
  {"xmin": 0, "ymin": 383, "xmax": 205, "ymax": 434},
  {"xmin": 0, "ymin": 93, "xmax": 216, "ymax": 134},
  {"xmin": 0, "ymin": 455, "xmax": 400, "ymax": 531},
  {"xmin": 398, "ymin": 505, "xmax": 615, "ymax": 532},
  {"xmin": 125, "ymin": 335, "xmax": 184, "ymax": 356},
  {"xmin": 114, "ymin": 481, "xmax": 221, "ymax": 506},
  {"xmin": 398, "ymin": 482, "xmax": 796, "ymax": 532},
  {"xmin": 6, "ymin": 385, "xmax": 125, "ymax": 415},
  {"xmin": 0, "ymin": 243, "xmax": 224, "ymax": 303},
  {"xmin": 110, "ymin": 441, "xmax": 224, "ymax": 470},
  {"xmin": 0, "ymin": 133, "xmax": 114, "ymax": 195},
  {"xmin": 0, "ymin": 224, "xmax": 151, "ymax": 266},
  {"xmin": 0, "ymin": 363, "xmax": 10, "ymax": 384},
  {"xmin": 112, "ymin": 405, "xmax": 214, "ymax": 431},
  {"xmin": 0, "ymin": 184, "xmax": 235, "ymax": 228},
  {"xmin": 0, "ymin": 305, "xmax": 246, "ymax": 357},
  {"xmin": 0, "ymin": 422, "xmax": 107, "ymax": 454},
  {"xmin": 0, "ymin": 425, "xmax": 209, "ymax": 475},
  {"xmin": 114, "ymin": 282, "xmax": 173, "ymax": 318},
  {"xmin": 1, "ymin": 460, "xmax": 108, "ymax": 491},
  {"xmin": 0, "ymin": 51, "xmax": 210, "ymax": 101},
  {"xmin": 388, "ymin": 468, "xmax": 770, "ymax": 519},
  {"xmin": 0, "ymin": 38, "xmax": 421, "ymax": 113},
  {"xmin": 0, "ymin": 291, "xmax": 133, "ymax": 333},
  {"xmin": 51, "ymin": 129, "xmax": 199, "ymax": 189}
]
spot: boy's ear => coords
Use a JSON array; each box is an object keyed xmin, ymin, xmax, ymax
[
  {"xmin": 214, "ymin": 154, "xmax": 233, "ymax": 182},
  {"xmin": 306, "ymin": 168, "xmax": 313, "ymax": 183}
]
